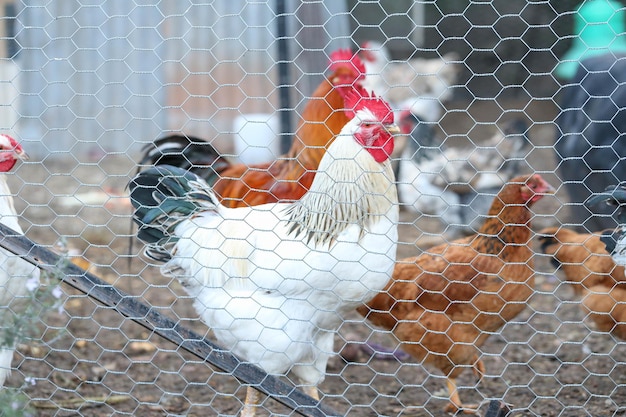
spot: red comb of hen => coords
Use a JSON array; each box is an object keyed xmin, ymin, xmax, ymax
[
  {"xmin": 343, "ymin": 88, "xmax": 394, "ymax": 124},
  {"xmin": 329, "ymin": 48, "xmax": 366, "ymax": 79}
]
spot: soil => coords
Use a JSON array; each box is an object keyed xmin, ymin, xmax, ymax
[{"xmin": 5, "ymin": 99, "xmax": 625, "ymax": 417}]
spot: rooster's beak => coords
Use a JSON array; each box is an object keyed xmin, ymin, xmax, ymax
[
  {"xmin": 386, "ymin": 124, "xmax": 401, "ymax": 135},
  {"xmin": 15, "ymin": 148, "xmax": 29, "ymax": 161}
]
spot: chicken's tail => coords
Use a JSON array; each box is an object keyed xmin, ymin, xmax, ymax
[
  {"xmin": 137, "ymin": 134, "xmax": 231, "ymax": 185},
  {"xmin": 129, "ymin": 165, "xmax": 219, "ymax": 262},
  {"xmin": 587, "ymin": 184, "xmax": 626, "ymax": 254},
  {"xmin": 587, "ymin": 184, "xmax": 626, "ymax": 220},
  {"xmin": 537, "ymin": 227, "xmax": 565, "ymax": 269},
  {"xmin": 128, "ymin": 135, "xmax": 230, "ymax": 267}
]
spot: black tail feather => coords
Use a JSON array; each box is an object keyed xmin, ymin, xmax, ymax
[
  {"xmin": 130, "ymin": 135, "xmax": 230, "ymax": 265},
  {"xmin": 586, "ymin": 184, "xmax": 626, "ymax": 223},
  {"xmin": 402, "ymin": 113, "xmax": 439, "ymax": 164},
  {"xmin": 537, "ymin": 233, "xmax": 563, "ymax": 269},
  {"xmin": 137, "ymin": 134, "xmax": 231, "ymax": 185},
  {"xmin": 129, "ymin": 165, "xmax": 217, "ymax": 261},
  {"xmin": 600, "ymin": 228, "xmax": 623, "ymax": 254}
]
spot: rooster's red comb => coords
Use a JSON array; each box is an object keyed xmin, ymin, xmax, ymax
[
  {"xmin": 343, "ymin": 88, "xmax": 394, "ymax": 124},
  {"xmin": 329, "ymin": 48, "xmax": 366, "ymax": 78}
]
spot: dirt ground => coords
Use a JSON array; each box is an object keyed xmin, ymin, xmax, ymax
[{"xmin": 6, "ymin": 99, "xmax": 626, "ymax": 417}]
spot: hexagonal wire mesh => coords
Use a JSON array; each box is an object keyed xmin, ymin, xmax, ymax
[{"xmin": 0, "ymin": 0, "xmax": 624, "ymax": 416}]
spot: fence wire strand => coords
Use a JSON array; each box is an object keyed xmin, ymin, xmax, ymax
[{"xmin": 0, "ymin": 1, "xmax": 623, "ymax": 416}]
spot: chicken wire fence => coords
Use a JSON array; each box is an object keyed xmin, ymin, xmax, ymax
[{"xmin": 0, "ymin": 0, "xmax": 624, "ymax": 416}]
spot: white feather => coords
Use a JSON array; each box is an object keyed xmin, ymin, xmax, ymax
[
  {"xmin": 0, "ymin": 349, "xmax": 13, "ymax": 387},
  {"xmin": 0, "ymin": 170, "xmax": 40, "ymax": 388},
  {"xmin": 397, "ymin": 145, "xmax": 463, "ymax": 227},
  {"xmin": 360, "ymin": 41, "xmax": 460, "ymax": 106},
  {"xmin": 612, "ymin": 228, "xmax": 626, "ymax": 272}
]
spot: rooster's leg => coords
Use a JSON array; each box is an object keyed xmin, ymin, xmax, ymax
[
  {"xmin": 241, "ymin": 387, "xmax": 263, "ymax": 417},
  {"xmin": 444, "ymin": 378, "xmax": 480, "ymax": 414},
  {"xmin": 303, "ymin": 385, "xmax": 320, "ymax": 401}
]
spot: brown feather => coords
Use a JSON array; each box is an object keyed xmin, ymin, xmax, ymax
[
  {"xmin": 538, "ymin": 226, "xmax": 625, "ymax": 295},
  {"xmin": 582, "ymin": 284, "xmax": 626, "ymax": 339},
  {"xmin": 539, "ymin": 226, "xmax": 626, "ymax": 340},
  {"xmin": 213, "ymin": 72, "xmax": 354, "ymax": 208}
]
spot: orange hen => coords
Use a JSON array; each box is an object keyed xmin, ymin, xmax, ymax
[
  {"xmin": 581, "ymin": 284, "xmax": 626, "ymax": 340},
  {"xmin": 539, "ymin": 226, "xmax": 626, "ymax": 340},
  {"xmin": 539, "ymin": 226, "xmax": 625, "ymax": 295},
  {"xmin": 358, "ymin": 174, "xmax": 555, "ymax": 414},
  {"xmin": 213, "ymin": 49, "xmax": 366, "ymax": 208}
]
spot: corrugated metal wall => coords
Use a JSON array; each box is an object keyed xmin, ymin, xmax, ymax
[
  {"xmin": 8, "ymin": 0, "xmax": 605, "ymax": 158},
  {"xmin": 13, "ymin": 0, "xmax": 351, "ymax": 160}
]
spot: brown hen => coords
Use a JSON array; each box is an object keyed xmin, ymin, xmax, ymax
[
  {"xmin": 539, "ymin": 226, "xmax": 626, "ymax": 340},
  {"xmin": 582, "ymin": 284, "xmax": 626, "ymax": 340},
  {"xmin": 358, "ymin": 174, "xmax": 555, "ymax": 414},
  {"xmin": 539, "ymin": 226, "xmax": 625, "ymax": 295}
]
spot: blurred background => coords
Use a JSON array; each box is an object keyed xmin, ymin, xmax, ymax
[{"xmin": 2, "ymin": 1, "xmax": 578, "ymax": 157}]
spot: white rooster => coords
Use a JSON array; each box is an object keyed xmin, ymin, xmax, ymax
[
  {"xmin": 0, "ymin": 134, "xmax": 39, "ymax": 387},
  {"xmin": 130, "ymin": 90, "xmax": 400, "ymax": 416}
]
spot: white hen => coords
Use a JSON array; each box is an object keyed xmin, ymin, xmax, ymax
[
  {"xmin": 359, "ymin": 40, "xmax": 460, "ymax": 108},
  {"xmin": 397, "ymin": 118, "xmax": 531, "ymax": 237},
  {"xmin": 0, "ymin": 134, "xmax": 39, "ymax": 387},
  {"xmin": 130, "ymin": 90, "xmax": 399, "ymax": 416}
]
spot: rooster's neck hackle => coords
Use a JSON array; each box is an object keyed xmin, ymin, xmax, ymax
[{"xmin": 286, "ymin": 133, "xmax": 397, "ymax": 247}]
